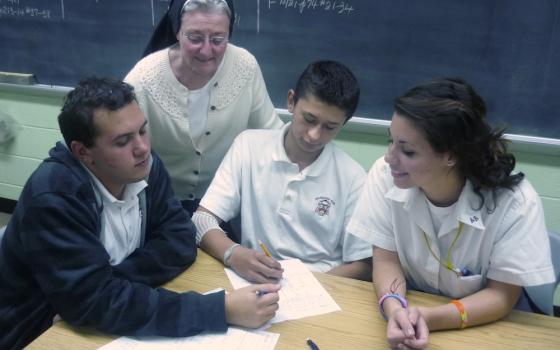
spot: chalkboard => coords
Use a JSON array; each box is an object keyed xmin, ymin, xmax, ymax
[{"xmin": 1, "ymin": 0, "xmax": 559, "ymax": 138}]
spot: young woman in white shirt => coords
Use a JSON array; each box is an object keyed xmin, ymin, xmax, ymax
[{"xmin": 348, "ymin": 78, "xmax": 554, "ymax": 349}]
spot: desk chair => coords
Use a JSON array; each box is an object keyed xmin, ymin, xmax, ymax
[{"xmin": 525, "ymin": 230, "xmax": 560, "ymax": 316}]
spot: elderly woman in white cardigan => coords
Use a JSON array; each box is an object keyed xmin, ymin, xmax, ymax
[{"xmin": 125, "ymin": 0, "xmax": 283, "ymax": 223}]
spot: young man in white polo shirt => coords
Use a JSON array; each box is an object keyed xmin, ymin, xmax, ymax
[{"xmin": 193, "ymin": 60, "xmax": 372, "ymax": 283}]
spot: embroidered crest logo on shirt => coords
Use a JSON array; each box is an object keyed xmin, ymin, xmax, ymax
[{"xmin": 314, "ymin": 197, "xmax": 335, "ymax": 217}]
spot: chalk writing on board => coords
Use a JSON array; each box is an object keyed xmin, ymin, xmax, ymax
[
  {"xmin": 0, "ymin": 0, "xmax": 59, "ymax": 19},
  {"xmin": 0, "ymin": 0, "xmax": 167, "ymax": 24},
  {"xmin": 0, "ymin": 6, "xmax": 51, "ymax": 19},
  {"xmin": 268, "ymin": 0, "xmax": 355, "ymax": 14},
  {"xmin": 254, "ymin": 0, "xmax": 355, "ymax": 34}
]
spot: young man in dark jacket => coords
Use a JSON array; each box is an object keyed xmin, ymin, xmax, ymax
[{"xmin": 0, "ymin": 77, "xmax": 279, "ymax": 350}]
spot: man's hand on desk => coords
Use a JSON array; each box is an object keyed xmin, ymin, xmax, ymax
[
  {"xmin": 225, "ymin": 284, "xmax": 281, "ymax": 328},
  {"xmin": 228, "ymin": 245, "xmax": 284, "ymax": 283}
]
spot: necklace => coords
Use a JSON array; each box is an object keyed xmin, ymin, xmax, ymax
[{"xmin": 422, "ymin": 222, "xmax": 465, "ymax": 277}]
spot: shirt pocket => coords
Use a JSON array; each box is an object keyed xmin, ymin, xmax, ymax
[{"xmin": 454, "ymin": 274, "xmax": 485, "ymax": 298}]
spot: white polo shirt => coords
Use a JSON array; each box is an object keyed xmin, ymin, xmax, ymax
[
  {"xmin": 200, "ymin": 124, "xmax": 371, "ymax": 272},
  {"xmin": 86, "ymin": 169, "xmax": 147, "ymax": 266},
  {"xmin": 348, "ymin": 157, "xmax": 555, "ymax": 299}
]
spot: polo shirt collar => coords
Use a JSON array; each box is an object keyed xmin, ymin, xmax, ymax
[
  {"xmin": 455, "ymin": 180, "xmax": 486, "ymax": 231},
  {"xmin": 385, "ymin": 178, "xmax": 486, "ymax": 235},
  {"xmin": 271, "ymin": 123, "xmax": 291, "ymax": 163},
  {"xmin": 271, "ymin": 123, "xmax": 334, "ymax": 177},
  {"xmin": 81, "ymin": 164, "xmax": 147, "ymax": 205}
]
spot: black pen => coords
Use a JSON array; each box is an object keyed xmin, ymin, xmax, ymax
[
  {"xmin": 307, "ymin": 338, "xmax": 320, "ymax": 350},
  {"xmin": 255, "ymin": 290, "xmax": 268, "ymax": 296}
]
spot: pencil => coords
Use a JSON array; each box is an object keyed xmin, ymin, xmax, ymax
[{"xmin": 258, "ymin": 240, "xmax": 273, "ymax": 257}]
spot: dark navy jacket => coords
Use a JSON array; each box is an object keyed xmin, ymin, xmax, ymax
[{"xmin": 0, "ymin": 143, "xmax": 227, "ymax": 350}]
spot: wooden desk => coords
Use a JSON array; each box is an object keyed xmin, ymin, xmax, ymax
[{"xmin": 28, "ymin": 250, "xmax": 560, "ymax": 350}]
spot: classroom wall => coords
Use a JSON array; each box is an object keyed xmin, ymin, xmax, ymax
[
  {"xmin": 0, "ymin": 88, "xmax": 64, "ymax": 200},
  {"xmin": 1, "ymin": 86, "xmax": 560, "ymax": 231},
  {"xmin": 1, "ymin": 85, "xmax": 559, "ymax": 306}
]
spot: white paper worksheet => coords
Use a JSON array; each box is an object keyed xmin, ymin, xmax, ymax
[
  {"xmin": 225, "ymin": 258, "xmax": 341, "ymax": 323},
  {"xmin": 97, "ymin": 328, "xmax": 279, "ymax": 350}
]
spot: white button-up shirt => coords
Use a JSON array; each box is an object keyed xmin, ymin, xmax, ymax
[
  {"xmin": 200, "ymin": 124, "xmax": 371, "ymax": 272},
  {"xmin": 87, "ymin": 171, "xmax": 147, "ymax": 266},
  {"xmin": 348, "ymin": 157, "xmax": 554, "ymax": 299}
]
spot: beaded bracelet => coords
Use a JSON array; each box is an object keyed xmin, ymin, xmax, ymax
[
  {"xmin": 450, "ymin": 300, "xmax": 468, "ymax": 329},
  {"xmin": 378, "ymin": 293, "xmax": 408, "ymax": 320}
]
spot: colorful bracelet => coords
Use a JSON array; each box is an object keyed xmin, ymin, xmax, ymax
[
  {"xmin": 451, "ymin": 299, "xmax": 468, "ymax": 329},
  {"xmin": 378, "ymin": 293, "xmax": 408, "ymax": 320}
]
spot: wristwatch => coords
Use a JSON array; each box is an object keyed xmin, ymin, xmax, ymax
[{"xmin": 223, "ymin": 243, "xmax": 240, "ymax": 267}]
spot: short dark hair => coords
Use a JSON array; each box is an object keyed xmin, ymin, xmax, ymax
[
  {"xmin": 293, "ymin": 60, "xmax": 360, "ymax": 122},
  {"xmin": 58, "ymin": 77, "xmax": 136, "ymax": 147},
  {"xmin": 394, "ymin": 77, "xmax": 524, "ymax": 209}
]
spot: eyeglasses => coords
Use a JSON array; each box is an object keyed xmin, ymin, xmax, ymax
[{"xmin": 183, "ymin": 33, "xmax": 228, "ymax": 46}]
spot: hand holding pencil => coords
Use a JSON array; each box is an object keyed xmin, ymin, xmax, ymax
[
  {"xmin": 225, "ymin": 240, "xmax": 283, "ymax": 283},
  {"xmin": 259, "ymin": 240, "xmax": 273, "ymax": 258},
  {"xmin": 258, "ymin": 240, "xmax": 284, "ymax": 279}
]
